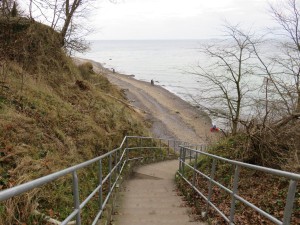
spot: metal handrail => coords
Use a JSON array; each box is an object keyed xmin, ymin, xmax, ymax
[
  {"xmin": 178, "ymin": 146, "xmax": 300, "ymax": 225},
  {"xmin": 0, "ymin": 136, "xmax": 178, "ymax": 225}
]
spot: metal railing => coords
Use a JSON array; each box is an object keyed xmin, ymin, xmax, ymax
[
  {"xmin": 178, "ymin": 145, "xmax": 300, "ymax": 225},
  {"xmin": 0, "ymin": 136, "xmax": 179, "ymax": 225}
]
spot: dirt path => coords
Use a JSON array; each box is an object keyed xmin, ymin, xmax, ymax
[
  {"xmin": 113, "ymin": 160, "xmax": 205, "ymax": 225},
  {"xmin": 81, "ymin": 59, "xmax": 214, "ymax": 145}
]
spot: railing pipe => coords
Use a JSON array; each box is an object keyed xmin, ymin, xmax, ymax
[
  {"xmin": 98, "ymin": 159, "xmax": 103, "ymax": 210},
  {"xmin": 174, "ymin": 140, "xmax": 176, "ymax": 152},
  {"xmin": 182, "ymin": 146, "xmax": 300, "ymax": 181},
  {"xmin": 61, "ymin": 210, "xmax": 80, "ymax": 225},
  {"xmin": 179, "ymin": 146, "xmax": 182, "ymax": 171},
  {"xmin": 233, "ymin": 194, "xmax": 282, "ymax": 224},
  {"xmin": 178, "ymin": 145, "xmax": 300, "ymax": 225},
  {"xmin": 1, "ymin": 136, "xmax": 298, "ymax": 225},
  {"xmin": 192, "ymin": 152, "xmax": 198, "ymax": 187},
  {"xmin": 182, "ymin": 147, "xmax": 186, "ymax": 176},
  {"xmin": 72, "ymin": 171, "xmax": 81, "ymax": 225},
  {"xmin": 126, "ymin": 137, "xmax": 129, "ymax": 160},
  {"xmin": 178, "ymin": 172, "xmax": 230, "ymax": 223},
  {"xmin": 115, "ymin": 150, "xmax": 118, "ymax": 181},
  {"xmin": 0, "ymin": 146, "xmax": 119, "ymax": 202},
  {"xmin": 109, "ymin": 154, "xmax": 112, "ymax": 192},
  {"xmin": 0, "ymin": 136, "xmax": 186, "ymax": 224},
  {"xmin": 207, "ymin": 159, "xmax": 216, "ymax": 212},
  {"xmin": 282, "ymin": 180, "xmax": 298, "ymax": 225},
  {"xmin": 229, "ymin": 165, "xmax": 240, "ymax": 224}
]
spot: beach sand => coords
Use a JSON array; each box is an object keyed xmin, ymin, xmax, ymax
[{"xmin": 75, "ymin": 58, "xmax": 214, "ymax": 145}]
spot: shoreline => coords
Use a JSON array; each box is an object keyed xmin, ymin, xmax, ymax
[{"xmin": 74, "ymin": 57, "xmax": 214, "ymax": 145}]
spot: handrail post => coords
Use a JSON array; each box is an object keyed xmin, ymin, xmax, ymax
[
  {"xmin": 182, "ymin": 147, "xmax": 186, "ymax": 176},
  {"xmin": 152, "ymin": 138, "xmax": 155, "ymax": 161},
  {"xmin": 126, "ymin": 137, "xmax": 128, "ymax": 161},
  {"xmin": 159, "ymin": 139, "xmax": 163, "ymax": 160},
  {"xmin": 192, "ymin": 152, "xmax": 198, "ymax": 187},
  {"xmin": 282, "ymin": 180, "xmax": 298, "ymax": 225},
  {"xmin": 174, "ymin": 140, "xmax": 176, "ymax": 153},
  {"xmin": 179, "ymin": 146, "xmax": 182, "ymax": 172},
  {"xmin": 119, "ymin": 148, "xmax": 122, "ymax": 172},
  {"xmin": 72, "ymin": 171, "xmax": 81, "ymax": 225},
  {"xmin": 98, "ymin": 159, "xmax": 103, "ymax": 210},
  {"xmin": 109, "ymin": 154, "xmax": 112, "ymax": 192},
  {"xmin": 115, "ymin": 151, "xmax": 118, "ymax": 181},
  {"xmin": 229, "ymin": 165, "xmax": 240, "ymax": 224},
  {"xmin": 167, "ymin": 140, "xmax": 170, "ymax": 156},
  {"xmin": 207, "ymin": 158, "xmax": 216, "ymax": 211},
  {"xmin": 116, "ymin": 148, "xmax": 120, "ymax": 173}
]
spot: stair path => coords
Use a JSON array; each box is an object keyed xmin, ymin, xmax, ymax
[{"xmin": 112, "ymin": 160, "xmax": 206, "ymax": 225}]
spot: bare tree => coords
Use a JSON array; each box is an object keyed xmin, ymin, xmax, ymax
[
  {"xmin": 190, "ymin": 24, "xmax": 257, "ymax": 134},
  {"xmin": 27, "ymin": 0, "xmax": 91, "ymax": 48},
  {"xmin": 1, "ymin": 0, "xmax": 15, "ymax": 16},
  {"xmin": 266, "ymin": 0, "xmax": 300, "ymax": 113},
  {"xmin": 25, "ymin": 0, "xmax": 117, "ymax": 53}
]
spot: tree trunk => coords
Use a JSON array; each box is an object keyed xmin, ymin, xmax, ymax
[
  {"xmin": 232, "ymin": 119, "xmax": 238, "ymax": 135},
  {"xmin": 59, "ymin": 0, "xmax": 81, "ymax": 47},
  {"xmin": 296, "ymin": 91, "xmax": 300, "ymax": 113}
]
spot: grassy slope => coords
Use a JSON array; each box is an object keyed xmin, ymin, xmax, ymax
[
  {"xmin": 0, "ymin": 18, "xmax": 150, "ymax": 224},
  {"xmin": 176, "ymin": 135, "xmax": 300, "ymax": 224}
]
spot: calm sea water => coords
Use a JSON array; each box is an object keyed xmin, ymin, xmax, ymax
[
  {"xmin": 78, "ymin": 39, "xmax": 279, "ymax": 126},
  {"xmin": 78, "ymin": 40, "xmax": 211, "ymax": 102}
]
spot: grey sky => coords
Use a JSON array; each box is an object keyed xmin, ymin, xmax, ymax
[{"xmin": 87, "ymin": 0, "xmax": 277, "ymax": 40}]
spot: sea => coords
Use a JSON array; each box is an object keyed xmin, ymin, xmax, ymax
[
  {"xmin": 78, "ymin": 39, "xmax": 215, "ymax": 103},
  {"xmin": 77, "ymin": 39, "xmax": 276, "ymax": 126}
]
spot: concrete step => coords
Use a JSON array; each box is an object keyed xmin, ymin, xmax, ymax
[
  {"xmin": 112, "ymin": 214, "xmax": 200, "ymax": 225},
  {"xmin": 115, "ymin": 208, "xmax": 188, "ymax": 216},
  {"xmin": 114, "ymin": 160, "xmax": 206, "ymax": 225}
]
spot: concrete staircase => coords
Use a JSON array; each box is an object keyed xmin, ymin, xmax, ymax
[{"xmin": 112, "ymin": 160, "xmax": 206, "ymax": 225}]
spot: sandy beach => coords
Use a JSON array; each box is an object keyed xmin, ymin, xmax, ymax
[{"xmin": 75, "ymin": 58, "xmax": 214, "ymax": 145}]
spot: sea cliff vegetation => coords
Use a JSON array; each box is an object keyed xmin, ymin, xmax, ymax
[
  {"xmin": 177, "ymin": 0, "xmax": 300, "ymax": 223},
  {"xmin": 0, "ymin": 17, "xmax": 150, "ymax": 224}
]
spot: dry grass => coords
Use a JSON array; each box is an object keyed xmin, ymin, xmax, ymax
[
  {"xmin": 176, "ymin": 133, "xmax": 300, "ymax": 225},
  {"xmin": 0, "ymin": 18, "xmax": 150, "ymax": 224}
]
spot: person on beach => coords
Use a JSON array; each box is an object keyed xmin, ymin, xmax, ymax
[
  {"xmin": 151, "ymin": 79, "xmax": 154, "ymax": 85},
  {"xmin": 210, "ymin": 124, "xmax": 220, "ymax": 132}
]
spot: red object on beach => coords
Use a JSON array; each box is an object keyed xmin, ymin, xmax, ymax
[{"xmin": 210, "ymin": 127, "xmax": 220, "ymax": 132}]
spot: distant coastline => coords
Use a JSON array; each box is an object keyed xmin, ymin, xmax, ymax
[
  {"xmin": 76, "ymin": 39, "xmax": 209, "ymax": 104},
  {"xmin": 74, "ymin": 57, "xmax": 214, "ymax": 144}
]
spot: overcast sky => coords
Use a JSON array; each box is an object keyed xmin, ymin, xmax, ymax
[{"xmin": 87, "ymin": 0, "xmax": 276, "ymax": 40}]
